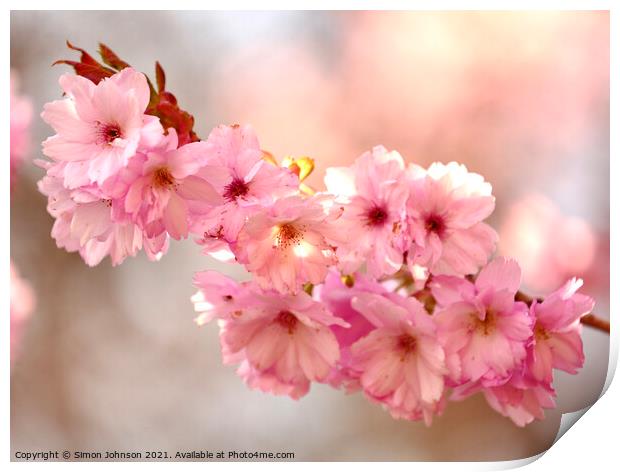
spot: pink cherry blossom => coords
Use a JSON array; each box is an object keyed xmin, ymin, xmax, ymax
[
  {"xmin": 527, "ymin": 278, "xmax": 595, "ymax": 383},
  {"xmin": 192, "ymin": 124, "xmax": 299, "ymax": 256},
  {"xmin": 234, "ymin": 194, "xmax": 342, "ymax": 293},
  {"xmin": 406, "ymin": 162, "xmax": 498, "ymax": 279},
  {"xmin": 41, "ymin": 67, "xmax": 164, "ymax": 187},
  {"xmin": 10, "ymin": 72, "xmax": 32, "ymax": 188},
  {"xmin": 105, "ymin": 129, "xmax": 222, "ymax": 240},
  {"xmin": 192, "ymin": 271, "xmax": 318, "ymax": 399},
  {"xmin": 348, "ymin": 292, "xmax": 447, "ymax": 425},
  {"xmin": 431, "ymin": 257, "xmax": 533, "ymax": 387},
  {"xmin": 317, "ymin": 269, "xmax": 388, "ymax": 390},
  {"xmin": 324, "ymin": 146, "xmax": 409, "ymax": 277},
  {"xmin": 235, "ymin": 359, "xmax": 311, "ymax": 400},
  {"xmin": 191, "ymin": 270, "xmax": 252, "ymax": 325},
  {"xmin": 37, "ymin": 160, "xmax": 167, "ymax": 266},
  {"xmin": 218, "ymin": 289, "xmax": 348, "ymax": 399},
  {"xmin": 452, "ymin": 372, "xmax": 557, "ymax": 427},
  {"xmin": 10, "ymin": 262, "xmax": 35, "ymax": 363},
  {"xmin": 483, "ymin": 379, "xmax": 556, "ymax": 427}
]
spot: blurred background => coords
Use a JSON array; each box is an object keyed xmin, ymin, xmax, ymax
[{"xmin": 10, "ymin": 11, "xmax": 609, "ymax": 461}]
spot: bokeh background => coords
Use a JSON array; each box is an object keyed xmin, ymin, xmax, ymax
[{"xmin": 10, "ymin": 11, "xmax": 610, "ymax": 461}]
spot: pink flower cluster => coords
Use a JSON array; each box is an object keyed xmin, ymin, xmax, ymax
[
  {"xmin": 37, "ymin": 68, "xmax": 298, "ymax": 266},
  {"xmin": 39, "ymin": 66, "xmax": 596, "ymax": 427},
  {"xmin": 189, "ymin": 142, "xmax": 594, "ymax": 426}
]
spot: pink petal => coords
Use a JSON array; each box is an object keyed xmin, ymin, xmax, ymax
[
  {"xmin": 162, "ymin": 192, "xmax": 189, "ymax": 239},
  {"xmin": 476, "ymin": 257, "xmax": 521, "ymax": 294},
  {"xmin": 548, "ymin": 330, "xmax": 584, "ymax": 374},
  {"xmin": 176, "ymin": 176, "xmax": 223, "ymax": 204}
]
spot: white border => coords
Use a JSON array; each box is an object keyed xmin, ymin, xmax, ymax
[{"xmin": 4, "ymin": 2, "xmax": 617, "ymax": 470}]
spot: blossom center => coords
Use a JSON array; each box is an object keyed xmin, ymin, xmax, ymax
[
  {"xmin": 97, "ymin": 122, "xmax": 123, "ymax": 144},
  {"xmin": 152, "ymin": 167, "xmax": 176, "ymax": 189},
  {"xmin": 276, "ymin": 311, "xmax": 298, "ymax": 334},
  {"xmin": 424, "ymin": 213, "xmax": 446, "ymax": 236},
  {"xmin": 397, "ymin": 334, "xmax": 417, "ymax": 361},
  {"xmin": 273, "ymin": 223, "xmax": 303, "ymax": 249},
  {"xmin": 366, "ymin": 205, "xmax": 388, "ymax": 227},
  {"xmin": 472, "ymin": 309, "xmax": 497, "ymax": 336},
  {"xmin": 534, "ymin": 323, "xmax": 550, "ymax": 341},
  {"xmin": 223, "ymin": 177, "xmax": 250, "ymax": 202}
]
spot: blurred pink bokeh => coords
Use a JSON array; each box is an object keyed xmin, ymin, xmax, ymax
[
  {"xmin": 10, "ymin": 71, "xmax": 33, "ymax": 188},
  {"xmin": 498, "ymin": 193, "xmax": 597, "ymax": 294},
  {"xmin": 10, "ymin": 261, "xmax": 35, "ymax": 363}
]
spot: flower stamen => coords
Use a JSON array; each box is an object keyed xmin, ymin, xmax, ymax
[
  {"xmin": 96, "ymin": 122, "xmax": 123, "ymax": 145},
  {"xmin": 425, "ymin": 213, "xmax": 446, "ymax": 236},
  {"xmin": 276, "ymin": 311, "xmax": 298, "ymax": 334},
  {"xmin": 152, "ymin": 167, "xmax": 176, "ymax": 189},
  {"xmin": 534, "ymin": 323, "xmax": 550, "ymax": 341},
  {"xmin": 223, "ymin": 177, "xmax": 250, "ymax": 202},
  {"xmin": 397, "ymin": 334, "xmax": 417, "ymax": 361},
  {"xmin": 366, "ymin": 205, "xmax": 388, "ymax": 227},
  {"xmin": 472, "ymin": 309, "xmax": 497, "ymax": 336},
  {"xmin": 273, "ymin": 223, "xmax": 303, "ymax": 249}
]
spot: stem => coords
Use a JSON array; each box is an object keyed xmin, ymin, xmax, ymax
[{"xmin": 578, "ymin": 314, "xmax": 610, "ymax": 334}]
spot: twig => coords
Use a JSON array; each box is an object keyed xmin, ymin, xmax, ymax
[{"xmin": 580, "ymin": 314, "xmax": 610, "ymax": 334}]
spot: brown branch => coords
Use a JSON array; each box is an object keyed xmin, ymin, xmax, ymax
[
  {"xmin": 580, "ymin": 314, "xmax": 610, "ymax": 334},
  {"xmin": 514, "ymin": 291, "xmax": 540, "ymax": 304}
]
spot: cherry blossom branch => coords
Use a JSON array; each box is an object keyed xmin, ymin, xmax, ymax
[
  {"xmin": 513, "ymin": 291, "xmax": 609, "ymax": 334},
  {"xmin": 580, "ymin": 314, "xmax": 610, "ymax": 333},
  {"xmin": 37, "ymin": 41, "xmax": 606, "ymax": 428},
  {"xmin": 384, "ymin": 272, "xmax": 609, "ymax": 335}
]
